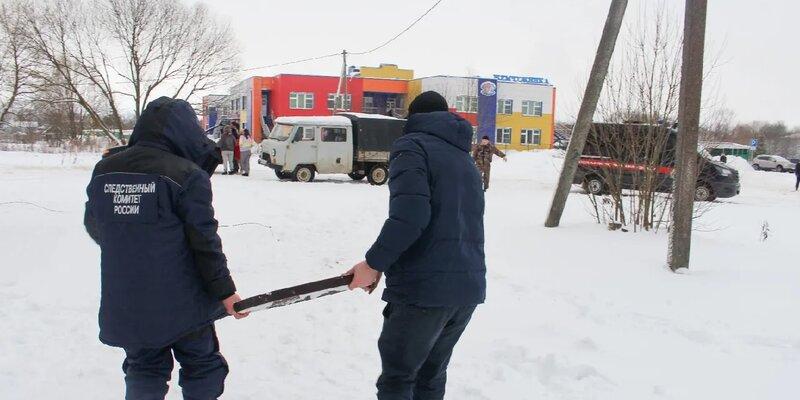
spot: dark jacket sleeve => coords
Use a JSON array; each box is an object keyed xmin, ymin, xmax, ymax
[
  {"xmin": 365, "ymin": 137, "xmax": 432, "ymax": 272},
  {"xmin": 84, "ymin": 168, "xmax": 101, "ymax": 245},
  {"xmin": 177, "ymin": 169, "xmax": 236, "ymax": 300}
]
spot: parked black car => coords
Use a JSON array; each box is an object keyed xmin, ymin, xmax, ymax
[{"xmin": 573, "ymin": 123, "xmax": 740, "ymax": 202}]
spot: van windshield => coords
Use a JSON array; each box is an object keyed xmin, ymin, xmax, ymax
[{"xmin": 269, "ymin": 124, "xmax": 295, "ymax": 141}]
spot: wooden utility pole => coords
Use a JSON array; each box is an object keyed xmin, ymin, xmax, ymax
[
  {"xmin": 544, "ymin": 0, "xmax": 628, "ymax": 228},
  {"xmin": 334, "ymin": 50, "xmax": 348, "ymax": 112},
  {"xmin": 668, "ymin": 0, "xmax": 708, "ymax": 271}
]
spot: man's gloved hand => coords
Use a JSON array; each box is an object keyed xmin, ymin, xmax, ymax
[
  {"xmin": 345, "ymin": 260, "xmax": 382, "ymax": 294},
  {"xmin": 222, "ymin": 293, "xmax": 250, "ymax": 319}
]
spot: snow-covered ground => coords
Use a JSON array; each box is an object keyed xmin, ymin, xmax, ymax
[{"xmin": 1, "ymin": 150, "xmax": 798, "ymax": 399}]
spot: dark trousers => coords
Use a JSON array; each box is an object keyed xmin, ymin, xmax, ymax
[
  {"xmin": 376, "ymin": 303, "xmax": 476, "ymax": 400},
  {"xmin": 796, "ymin": 175, "xmax": 799, "ymax": 190},
  {"xmin": 122, "ymin": 325, "xmax": 228, "ymax": 400}
]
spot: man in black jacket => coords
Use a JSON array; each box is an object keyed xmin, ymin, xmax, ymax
[
  {"xmin": 84, "ymin": 97, "xmax": 248, "ymax": 399},
  {"xmin": 348, "ymin": 91, "xmax": 486, "ymax": 400}
]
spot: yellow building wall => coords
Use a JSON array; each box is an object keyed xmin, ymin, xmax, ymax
[
  {"xmin": 359, "ymin": 65, "xmax": 414, "ymax": 80},
  {"xmin": 406, "ymin": 80, "xmax": 423, "ymax": 110},
  {"xmin": 494, "ymin": 113, "xmax": 554, "ymax": 151}
]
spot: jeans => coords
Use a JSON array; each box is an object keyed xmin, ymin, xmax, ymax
[
  {"xmin": 221, "ymin": 151, "xmax": 234, "ymax": 173},
  {"xmin": 795, "ymin": 175, "xmax": 799, "ymax": 190},
  {"xmin": 376, "ymin": 303, "xmax": 476, "ymax": 400},
  {"xmin": 122, "ymin": 325, "xmax": 228, "ymax": 400},
  {"xmin": 240, "ymin": 150, "xmax": 251, "ymax": 174}
]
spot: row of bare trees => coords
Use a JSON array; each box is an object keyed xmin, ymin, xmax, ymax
[{"xmin": 0, "ymin": 0, "xmax": 239, "ymax": 144}]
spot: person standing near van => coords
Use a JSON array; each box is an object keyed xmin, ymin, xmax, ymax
[
  {"xmin": 472, "ymin": 135, "xmax": 507, "ymax": 191},
  {"xmin": 219, "ymin": 126, "xmax": 236, "ymax": 175},
  {"xmin": 239, "ymin": 128, "xmax": 254, "ymax": 177},
  {"xmin": 347, "ymin": 91, "xmax": 486, "ymax": 400},
  {"xmin": 84, "ymin": 97, "xmax": 248, "ymax": 399},
  {"xmin": 231, "ymin": 122, "xmax": 241, "ymax": 174},
  {"xmin": 795, "ymin": 161, "xmax": 800, "ymax": 190}
]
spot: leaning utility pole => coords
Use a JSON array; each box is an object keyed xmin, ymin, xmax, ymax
[
  {"xmin": 668, "ymin": 0, "xmax": 708, "ymax": 271},
  {"xmin": 544, "ymin": 0, "xmax": 628, "ymax": 228},
  {"xmin": 334, "ymin": 50, "xmax": 348, "ymax": 112}
]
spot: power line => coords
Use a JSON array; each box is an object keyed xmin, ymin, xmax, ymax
[
  {"xmin": 350, "ymin": 0, "xmax": 444, "ymax": 55},
  {"xmin": 240, "ymin": 52, "xmax": 342, "ymax": 73},
  {"xmin": 240, "ymin": 0, "xmax": 444, "ymax": 72}
]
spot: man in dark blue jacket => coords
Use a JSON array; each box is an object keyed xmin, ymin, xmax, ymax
[
  {"xmin": 84, "ymin": 97, "xmax": 248, "ymax": 399},
  {"xmin": 348, "ymin": 91, "xmax": 486, "ymax": 400}
]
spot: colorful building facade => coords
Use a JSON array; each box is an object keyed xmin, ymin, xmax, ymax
[{"xmin": 203, "ymin": 64, "xmax": 556, "ymax": 151}]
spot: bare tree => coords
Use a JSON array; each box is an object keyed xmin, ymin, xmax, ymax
[
  {"xmin": 20, "ymin": 0, "xmax": 126, "ymax": 144},
  {"xmin": 582, "ymin": 0, "xmax": 722, "ymax": 232},
  {"xmin": 16, "ymin": 0, "xmax": 239, "ymax": 144},
  {"xmin": 0, "ymin": 0, "xmax": 34, "ymax": 124},
  {"xmin": 103, "ymin": 0, "xmax": 240, "ymax": 119}
]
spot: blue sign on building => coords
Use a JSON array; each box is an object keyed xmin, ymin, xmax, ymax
[
  {"xmin": 477, "ymin": 78, "xmax": 498, "ymax": 143},
  {"xmin": 750, "ymin": 138, "xmax": 759, "ymax": 149},
  {"xmin": 493, "ymin": 74, "xmax": 550, "ymax": 85}
]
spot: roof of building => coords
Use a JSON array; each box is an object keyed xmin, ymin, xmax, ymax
[{"xmin": 274, "ymin": 115, "xmax": 352, "ymax": 126}]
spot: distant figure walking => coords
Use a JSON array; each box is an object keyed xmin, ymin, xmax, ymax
[
  {"xmin": 795, "ymin": 161, "xmax": 799, "ymax": 191},
  {"xmin": 472, "ymin": 135, "xmax": 507, "ymax": 191},
  {"xmin": 720, "ymin": 153, "xmax": 728, "ymax": 163},
  {"xmin": 239, "ymin": 129, "xmax": 254, "ymax": 177},
  {"xmin": 231, "ymin": 122, "xmax": 241, "ymax": 174},
  {"xmin": 219, "ymin": 126, "xmax": 236, "ymax": 175}
]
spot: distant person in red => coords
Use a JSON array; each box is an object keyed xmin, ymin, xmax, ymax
[{"xmin": 231, "ymin": 121, "xmax": 241, "ymax": 174}]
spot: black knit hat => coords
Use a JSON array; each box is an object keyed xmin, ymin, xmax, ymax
[{"xmin": 408, "ymin": 91, "xmax": 449, "ymax": 116}]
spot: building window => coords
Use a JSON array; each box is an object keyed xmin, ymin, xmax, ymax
[
  {"xmin": 521, "ymin": 100, "xmax": 543, "ymax": 117},
  {"xmin": 496, "ymin": 99, "xmax": 513, "ymax": 115},
  {"xmin": 521, "ymin": 129, "xmax": 541, "ymax": 145},
  {"xmin": 495, "ymin": 127, "xmax": 512, "ymax": 144},
  {"xmin": 327, "ymin": 93, "xmax": 352, "ymax": 110},
  {"xmin": 363, "ymin": 96, "xmax": 374, "ymax": 109},
  {"xmin": 241, "ymin": 96, "xmax": 247, "ymax": 109},
  {"xmin": 322, "ymin": 127, "xmax": 347, "ymax": 142},
  {"xmin": 290, "ymin": 92, "xmax": 314, "ymax": 109},
  {"xmin": 455, "ymin": 95, "xmax": 478, "ymax": 113},
  {"xmin": 472, "ymin": 126, "xmax": 478, "ymax": 144}
]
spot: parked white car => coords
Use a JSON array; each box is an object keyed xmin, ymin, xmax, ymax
[{"xmin": 752, "ymin": 154, "xmax": 796, "ymax": 172}]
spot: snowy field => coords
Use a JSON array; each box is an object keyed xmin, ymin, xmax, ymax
[{"xmin": 1, "ymin": 149, "xmax": 798, "ymax": 399}]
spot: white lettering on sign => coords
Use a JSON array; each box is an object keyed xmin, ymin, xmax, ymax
[
  {"xmin": 104, "ymin": 181, "xmax": 155, "ymax": 215},
  {"xmin": 103, "ymin": 182, "xmax": 156, "ymax": 194}
]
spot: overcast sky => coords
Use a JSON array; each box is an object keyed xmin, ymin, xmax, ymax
[{"xmin": 189, "ymin": 0, "xmax": 800, "ymax": 127}]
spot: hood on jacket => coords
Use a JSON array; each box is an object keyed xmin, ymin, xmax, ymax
[
  {"xmin": 404, "ymin": 111, "xmax": 473, "ymax": 152},
  {"xmin": 129, "ymin": 97, "xmax": 221, "ymax": 174}
]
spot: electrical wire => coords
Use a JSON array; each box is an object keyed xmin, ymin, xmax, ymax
[
  {"xmin": 240, "ymin": 0, "xmax": 445, "ymax": 72},
  {"xmin": 349, "ymin": 0, "xmax": 444, "ymax": 55},
  {"xmin": 240, "ymin": 52, "xmax": 343, "ymax": 73}
]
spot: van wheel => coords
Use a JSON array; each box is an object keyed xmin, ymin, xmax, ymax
[
  {"xmin": 583, "ymin": 176, "xmax": 606, "ymax": 195},
  {"xmin": 367, "ymin": 165, "xmax": 389, "ymax": 185},
  {"xmin": 694, "ymin": 183, "xmax": 715, "ymax": 202},
  {"xmin": 292, "ymin": 166, "xmax": 315, "ymax": 183},
  {"xmin": 776, "ymin": 165, "xmax": 784, "ymax": 173},
  {"xmin": 348, "ymin": 172, "xmax": 366, "ymax": 181},
  {"xmin": 275, "ymin": 170, "xmax": 292, "ymax": 180},
  {"xmin": 752, "ymin": 164, "xmax": 760, "ymax": 170}
]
